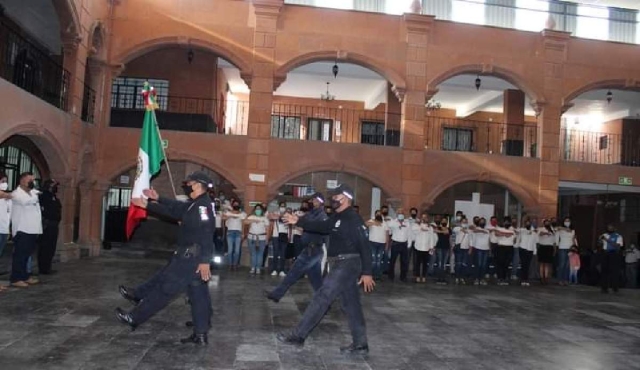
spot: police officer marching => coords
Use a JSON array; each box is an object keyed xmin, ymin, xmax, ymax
[
  {"xmin": 115, "ymin": 171, "xmax": 214, "ymax": 345},
  {"xmin": 277, "ymin": 184, "xmax": 375, "ymax": 355}
]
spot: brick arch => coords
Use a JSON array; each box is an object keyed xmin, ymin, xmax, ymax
[
  {"xmin": 103, "ymin": 150, "xmax": 245, "ymax": 193},
  {"xmin": 423, "ymin": 172, "xmax": 538, "ymax": 212},
  {"xmin": 267, "ymin": 164, "xmax": 402, "ymax": 201},
  {"xmin": 114, "ymin": 36, "xmax": 253, "ymax": 79},
  {"xmin": 274, "ymin": 50, "xmax": 406, "ymax": 93},
  {"xmin": 426, "ymin": 63, "xmax": 543, "ymax": 102},
  {"xmin": 563, "ymin": 78, "xmax": 640, "ymax": 107},
  {"xmin": 0, "ymin": 123, "xmax": 69, "ymax": 179}
]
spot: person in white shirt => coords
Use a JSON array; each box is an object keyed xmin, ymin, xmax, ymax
[
  {"xmin": 244, "ymin": 204, "xmax": 270, "ymax": 274},
  {"xmin": 387, "ymin": 209, "xmax": 411, "ymax": 282},
  {"xmin": 624, "ymin": 243, "xmax": 640, "ymax": 289},
  {"xmin": 366, "ymin": 210, "xmax": 389, "ymax": 281},
  {"xmin": 269, "ymin": 201, "xmax": 290, "ymax": 276},
  {"xmin": 412, "ymin": 212, "xmax": 436, "ymax": 283},
  {"xmin": 452, "ymin": 216, "xmax": 472, "ymax": 284},
  {"xmin": 555, "ymin": 217, "xmax": 578, "ymax": 286},
  {"xmin": 493, "ymin": 217, "xmax": 517, "ymax": 286},
  {"xmin": 223, "ymin": 199, "xmax": 246, "ymax": 270},
  {"xmin": 471, "ymin": 217, "xmax": 491, "ymax": 285},
  {"xmin": 0, "ymin": 172, "xmax": 11, "ymax": 292},
  {"xmin": 536, "ymin": 219, "xmax": 556, "ymax": 285},
  {"xmin": 211, "ymin": 197, "xmax": 224, "ymax": 256},
  {"xmin": 516, "ymin": 219, "xmax": 538, "ymax": 286},
  {"xmin": 9, "ymin": 172, "xmax": 42, "ymax": 287}
]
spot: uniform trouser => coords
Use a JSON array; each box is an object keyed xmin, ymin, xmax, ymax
[
  {"xmin": 370, "ymin": 242, "xmax": 385, "ymax": 279},
  {"xmin": 388, "ymin": 242, "xmax": 408, "ymax": 281},
  {"xmin": 556, "ymin": 249, "xmax": 570, "ymax": 282},
  {"xmin": 474, "ymin": 249, "xmax": 489, "ymax": 280},
  {"xmin": 293, "ymin": 235, "xmax": 303, "ymax": 258},
  {"xmin": 130, "ymin": 252, "xmax": 211, "ymax": 334},
  {"xmin": 519, "ymin": 249, "xmax": 533, "ymax": 282},
  {"xmin": 454, "ymin": 246, "xmax": 470, "ymax": 278},
  {"xmin": 271, "ymin": 245, "xmax": 323, "ymax": 300},
  {"xmin": 626, "ymin": 262, "xmax": 638, "ymax": 288},
  {"xmin": 272, "ymin": 235, "xmax": 287, "ymax": 273},
  {"xmin": 10, "ymin": 232, "xmax": 38, "ymax": 283},
  {"xmin": 414, "ymin": 250, "xmax": 430, "ymax": 278},
  {"xmin": 293, "ymin": 257, "xmax": 367, "ymax": 346},
  {"xmin": 495, "ymin": 246, "xmax": 513, "ymax": 281},
  {"xmin": 600, "ymin": 251, "xmax": 622, "ymax": 291},
  {"xmin": 0, "ymin": 233, "xmax": 8, "ymax": 258},
  {"xmin": 37, "ymin": 220, "xmax": 59, "ymax": 274}
]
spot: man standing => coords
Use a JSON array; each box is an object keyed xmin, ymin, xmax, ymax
[
  {"xmin": 278, "ymin": 184, "xmax": 374, "ymax": 354},
  {"xmin": 265, "ymin": 193, "xmax": 327, "ymax": 302},
  {"xmin": 387, "ymin": 209, "xmax": 411, "ymax": 282},
  {"xmin": 38, "ymin": 179, "xmax": 62, "ymax": 275},
  {"xmin": 599, "ymin": 224, "xmax": 624, "ymax": 293},
  {"xmin": 116, "ymin": 171, "xmax": 214, "ymax": 345},
  {"xmin": 10, "ymin": 172, "xmax": 42, "ymax": 287}
]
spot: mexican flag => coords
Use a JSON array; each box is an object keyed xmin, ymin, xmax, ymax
[{"xmin": 125, "ymin": 82, "xmax": 165, "ymax": 239}]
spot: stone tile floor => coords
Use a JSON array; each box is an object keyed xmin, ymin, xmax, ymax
[{"xmin": 0, "ymin": 257, "xmax": 639, "ymax": 370}]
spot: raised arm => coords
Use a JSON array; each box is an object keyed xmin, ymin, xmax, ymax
[
  {"xmin": 296, "ymin": 214, "xmax": 334, "ymax": 235},
  {"xmin": 147, "ymin": 196, "xmax": 190, "ymax": 220}
]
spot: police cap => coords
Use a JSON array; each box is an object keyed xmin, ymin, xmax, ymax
[
  {"xmin": 310, "ymin": 192, "xmax": 325, "ymax": 204},
  {"xmin": 185, "ymin": 171, "xmax": 214, "ymax": 189},
  {"xmin": 328, "ymin": 184, "xmax": 354, "ymax": 200}
]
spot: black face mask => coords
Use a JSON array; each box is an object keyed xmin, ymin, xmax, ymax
[
  {"xmin": 232, "ymin": 205, "xmax": 240, "ymax": 211},
  {"xmin": 375, "ymin": 215, "xmax": 383, "ymax": 222},
  {"xmin": 381, "ymin": 211, "xmax": 388, "ymax": 217},
  {"xmin": 504, "ymin": 223, "xmax": 512, "ymax": 228},
  {"xmin": 331, "ymin": 198, "xmax": 342, "ymax": 210},
  {"xmin": 411, "ymin": 213, "xmax": 417, "ymax": 219},
  {"xmin": 607, "ymin": 229, "xmax": 615, "ymax": 234},
  {"xmin": 479, "ymin": 223, "xmax": 486, "ymax": 228},
  {"xmin": 525, "ymin": 223, "xmax": 531, "ymax": 229},
  {"xmin": 182, "ymin": 184, "xmax": 193, "ymax": 196},
  {"xmin": 27, "ymin": 181, "xmax": 35, "ymax": 190},
  {"xmin": 300, "ymin": 207, "xmax": 308, "ymax": 212}
]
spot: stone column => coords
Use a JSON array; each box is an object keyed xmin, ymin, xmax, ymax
[
  {"xmin": 244, "ymin": 0, "xmax": 283, "ymax": 208},
  {"xmin": 401, "ymin": 14, "xmax": 434, "ymax": 209},
  {"xmin": 535, "ymin": 30, "xmax": 571, "ymax": 218}
]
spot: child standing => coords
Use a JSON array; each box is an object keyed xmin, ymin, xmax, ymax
[{"xmin": 568, "ymin": 246, "xmax": 581, "ymax": 285}]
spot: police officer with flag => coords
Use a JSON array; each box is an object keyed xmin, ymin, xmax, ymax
[
  {"xmin": 116, "ymin": 171, "xmax": 214, "ymax": 345},
  {"xmin": 278, "ymin": 184, "xmax": 375, "ymax": 355}
]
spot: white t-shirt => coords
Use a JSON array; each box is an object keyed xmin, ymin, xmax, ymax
[
  {"xmin": 247, "ymin": 215, "xmax": 269, "ymax": 240},
  {"xmin": 556, "ymin": 228, "xmax": 576, "ymax": 250},
  {"xmin": 412, "ymin": 223, "xmax": 437, "ymax": 251},
  {"xmin": 271, "ymin": 219, "xmax": 289, "ymax": 237},
  {"xmin": 387, "ymin": 219, "xmax": 411, "ymax": 243},
  {"xmin": 10, "ymin": 187, "xmax": 42, "ymax": 236},
  {"xmin": 214, "ymin": 211, "xmax": 222, "ymax": 228},
  {"xmin": 517, "ymin": 228, "xmax": 538, "ymax": 253},
  {"xmin": 537, "ymin": 228, "xmax": 556, "ymax": 246},
  {"xmin": 625, "ymin": 248, "xmax": 640, "ymax": 264},
  {"xmin": 471, "ymin": 229, "xmax": 491, "ymax": 250},
  {"xmin": 224, "ymin": 211, "xmax": 246, "ymax": 231},
  {"xmin": 496, "ymin": 227, "xmax": 516, "ymax": 246},
  {"xmin": 0, "ymin": 197, "xmax": 11, "ymax": 234},
  {"xmin": 368, "ymin": 220, "xmax": 389, "ymax": 244},
  {"xmin": 488, "ymin": 225, "xmax": 499, "ymax": 244}
]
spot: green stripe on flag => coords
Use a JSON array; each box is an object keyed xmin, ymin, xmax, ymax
[{"xmin": 140, "ymin": 110, "xmax": 165, "ymax": 176}]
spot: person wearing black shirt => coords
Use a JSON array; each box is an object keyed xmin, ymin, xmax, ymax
[
  {"xmin": 38, "ymin": 179, "xmax": 62, "ymax": 275},
  {"xmin": 434, "ymin": 218, "xmax": 451, "ymax": 284},
  {"xmin": 116, "ymin": 171, "xmax": 214, "ymax": 345},
  {"xmin": 277, "ymin": 184, "xmax": 375, "ymax": 355}
]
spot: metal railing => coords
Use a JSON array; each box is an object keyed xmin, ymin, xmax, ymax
[
  {"xmin": 271, "ymin": 102, "xmax": 402, "ymax": 146},
  {"xmin": 81, "ymin": 83, "xmax": 96, "ymax": 123},
  {"xmin": 110, "ymin": 91, "xmax": 249, "ymax": 134},
  {"xmin": 424, "ymin": 115, "xmax": 538, "ymax": 157},
  {"xmin": 0, "ymin": 20, "xmax": 70, "ymax": 110},
  {"xmin": 560, "ymin": 129, "xmax": 640, "ymax": 167}
]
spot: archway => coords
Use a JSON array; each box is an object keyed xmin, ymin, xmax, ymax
[
  {"xmin": 103, "ymin": 160, "xmax": 239, "ymax": 244},
  {"xmin": 0, "ymin": 135, "xmax": 49, "ymax": 189}
]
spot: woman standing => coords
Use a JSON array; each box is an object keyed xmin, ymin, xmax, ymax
[
  {"xmin": 471, "ymin": 218, "xmax": 491, "ymax": 286},
  {"xmin": 245, "ymin": 204, "xmax": 270, "ymax": 275},
  {"xmin": 517, "ymin": 219, "xmax": 537, "ymax": 286},
  {"xmin": 0, "ymin": 173, "xmax": 11, "ymax": 292},
  {"xmin": 452, "ymin": 216, "xmax": 471, "ymax": 284},
  {"xmin": 556, "ymin": 217, "xmax": 578, "ymax": 286},
  {"xmin": 537, "ymin": 219, "xmax": 556, "ymax": 285},
  {"xmin": 270, "ymin": 202, "xmax": 290, "ymax": 277},
  {"xmin": 411, "ymin": 212, "xmax": 435, "ymax": 283},
  {"xmin": 366, "ymin": 210, "xmax": 389, "ymax": 281},
  {"xmin": 494, "ymin": 217, "xmax": 517, "ymax": 286},
  {"xmin": 223, "ymin": 199, "xmax": 246, "ymax": 270},
  {"xmin": 434, "ymin": 217, "xmax": 451, "ymax": 284}
]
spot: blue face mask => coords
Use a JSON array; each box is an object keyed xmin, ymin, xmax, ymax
[
  {"xmin": 397, "ymin": 215, "xmax": 405, "ymax": 221},
  {"xmin": 255, "ymin": 210, "xmax": 263, "ymax": 216}
]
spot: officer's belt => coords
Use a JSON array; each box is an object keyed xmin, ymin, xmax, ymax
[
  {"xmin": 325, "ymin": 253, "xmax": 359, "ymax": 264},
  {"xmin": 176, "ymin": 244, "xmax": 201, "ymax": 258}
]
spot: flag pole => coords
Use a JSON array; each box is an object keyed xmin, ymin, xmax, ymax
[{"xmin": 152, "ymin": 110, "xmax": 178, "ymax": 198}]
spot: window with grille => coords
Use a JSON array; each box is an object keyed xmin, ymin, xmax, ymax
[
  {"xmin": 442, "ymin": 127, "xmax": 473, "ymax": 151},
  {"xmin": 599, "ymin": 135, "xmax": 608, "ymax": 150},
  {"xmin": 361, "ymin": 121, "xmax": 385, "ymax": 146},
  {"xmin": 308, "ymin": 118, "xmax": 333, "ymax": 141},
  {"xmin": 271, "ymin": 116, "xmax": 301, "ymax": 139},
  {"xmin": 0, "ymin": 145, "xmax": 42, "ymax": 190},
  {"xmin": 111, "ymin": 77, "xmax": 169, "ymax": 110}
]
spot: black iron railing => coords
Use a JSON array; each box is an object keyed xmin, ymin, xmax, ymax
[
  {"xmin": 424, "ymin": 116, "xmax": 538, "ymax": 157},
  {"xmin": 81, "ymin": 82, "xmax": 96, "ymax": 123},
  {"xmin": 110, "ymin": 91, "xmax": 249, "ymax": 134},
  {"xmin": 560, "ymin": 129, "xmax": 640, "ymax": 167},
  {"xmin": 271, "ymin": 103, "xmax": 402, "ymax": 146},
  {"xmin": 0, "ymin": 20, "xmax": 69, "ymax": 110}
]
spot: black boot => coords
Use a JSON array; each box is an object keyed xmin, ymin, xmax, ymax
[
  {"xmin": 340, "ymin": 343, "xmax": 369, "ymax": 355},
  {"xmin": 263, "ymin": 289, "xmax": 280, "ymax": 303},
  {"xmin": 119, "ymin": 285, "xmax": 140, "ymax": 305},
  {"xmin": 115, "ymin": 307, "xmax": 137, "ymax": 331},
  {"xmin": 276, "ymin": 332, "xmax": 304, "ymax": 347},
  {"xmin": 180, "ymin": 333, "xmax": 208, "ymax": 345}
]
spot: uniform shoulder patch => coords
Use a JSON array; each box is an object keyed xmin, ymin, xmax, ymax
[{"xmin": 199, "ymin": 206, "xmax": 210, "ymax": 221}]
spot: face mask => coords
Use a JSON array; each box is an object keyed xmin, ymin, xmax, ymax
[
  {"xmin": 27, "ymin": 181, "xmax": 35, "ymax": 190},
  {"xmin": 525, "ymin": 223, "xmax": 531, "ymax": 229},
  {"xmin": 255, "ymin": 210, "xmax": 263, "ymax": 216},
  {"xmin": 551, "ymin": 221, "xmax": 558, "ymax": 227},
  {"xmin": 504, "ymin": 223, "xmax": 511, "ymax": 228},
  {"xmin": 0, "ymin": 183, "xmax": 7, "ymax": 191},
  {"xmin": 544, "ymin": 223, "xmax": 550, "ymax": 228},
  {"xmin": 381, "ymin": 211, "xmax": 388, "ymax": 217},
  {"xmin": 441, "ymin": 222, "xmax": 447, "ymax": 226},
  {"xmin": 219, "ymin": 195, "xmax": 225, "ymax": 201},
  {"xmin": 411, "ymin": 213, "xmax": 417, "ymax": 218},
  {"xmin": 233, "ymin": 205, "xmax": 240, "ymax": 210},
  {"xmin": 456, "ymin": 216, "xmax": 461, "ymax": 221},
  {"xmin": 461, "ymin": 223, "xmax": 468, "ymax": 228},
  {"xmin": 375, "ymin": 215, "xmax": 383, "ymax": 222},
  {"xmin": 182, "ymin": 184, "xmax": 193, "ymax": 196},
  {"xmin": 279, "ymin": 207, "xmax": 286, "ymax": 213},
  {"xmin": 300, "ymin": 207, "xmax": 308, "ymax": 212},
  {"xmin": 331, "ymin": 198, "xmax": 342, "ymax": 210},
  {"xmin": 308, "ymin": 202, "xmax": 315, "ymax": 210},
  {"xmin": 51, "ymin": 185, "xmax": 58, "ymax": 194},
  {"xmin": 607, "ymin": 229, "xmax": 615, "ymax": 234},
  {"xmin": 479, "ymin": 223, "xmax": 486, "ymax": 228},
  {"xmin": 397, "ymin": 215, "xmax": 405, "ymax": 221},
  {"xmin": 564, "ymin": 222, "xmax": 571, "ymax": 227}
]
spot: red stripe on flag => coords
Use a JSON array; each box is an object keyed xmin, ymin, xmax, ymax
[{"xmin": 126, "ymin": 205, "xmax": 147, "ymax": 240}]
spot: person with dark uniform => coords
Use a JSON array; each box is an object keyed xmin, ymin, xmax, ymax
[
  {"xmin": 116, "ymin": 171, "xmax": 214, "ymax": 345},
  {"xmin": 599, "ymin": 224, "xmax": 624, "ymax": 293},
  {"xmin": 277, "ymin": 184, "xmax": 375, "ymax": 355},
  {"xmin": 265, "ymin": 192, "xmax": 328, "ymax": 302},
  {"xmin": 37, "ymin": 179, "xmax": 62, "ymax": 275}
]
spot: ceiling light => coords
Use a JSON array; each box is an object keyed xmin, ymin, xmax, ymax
[
  {"xmin": 475, "ymin": 75, "xmax": 481, "ymax": 90},
  {"xmin": 332, "ymin": 61, "xmax": 339, "ymax": 78},
  {"xmin": 606, "ymin": 90, "xmax": 612, "ymax": 104},
  {"xmin": 321, "ymin": 82, "xmax": 335, "ymax": 101},
  {"xmin": 425, "ymin": 99, "xmax": 441, "ymax": 111}
]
